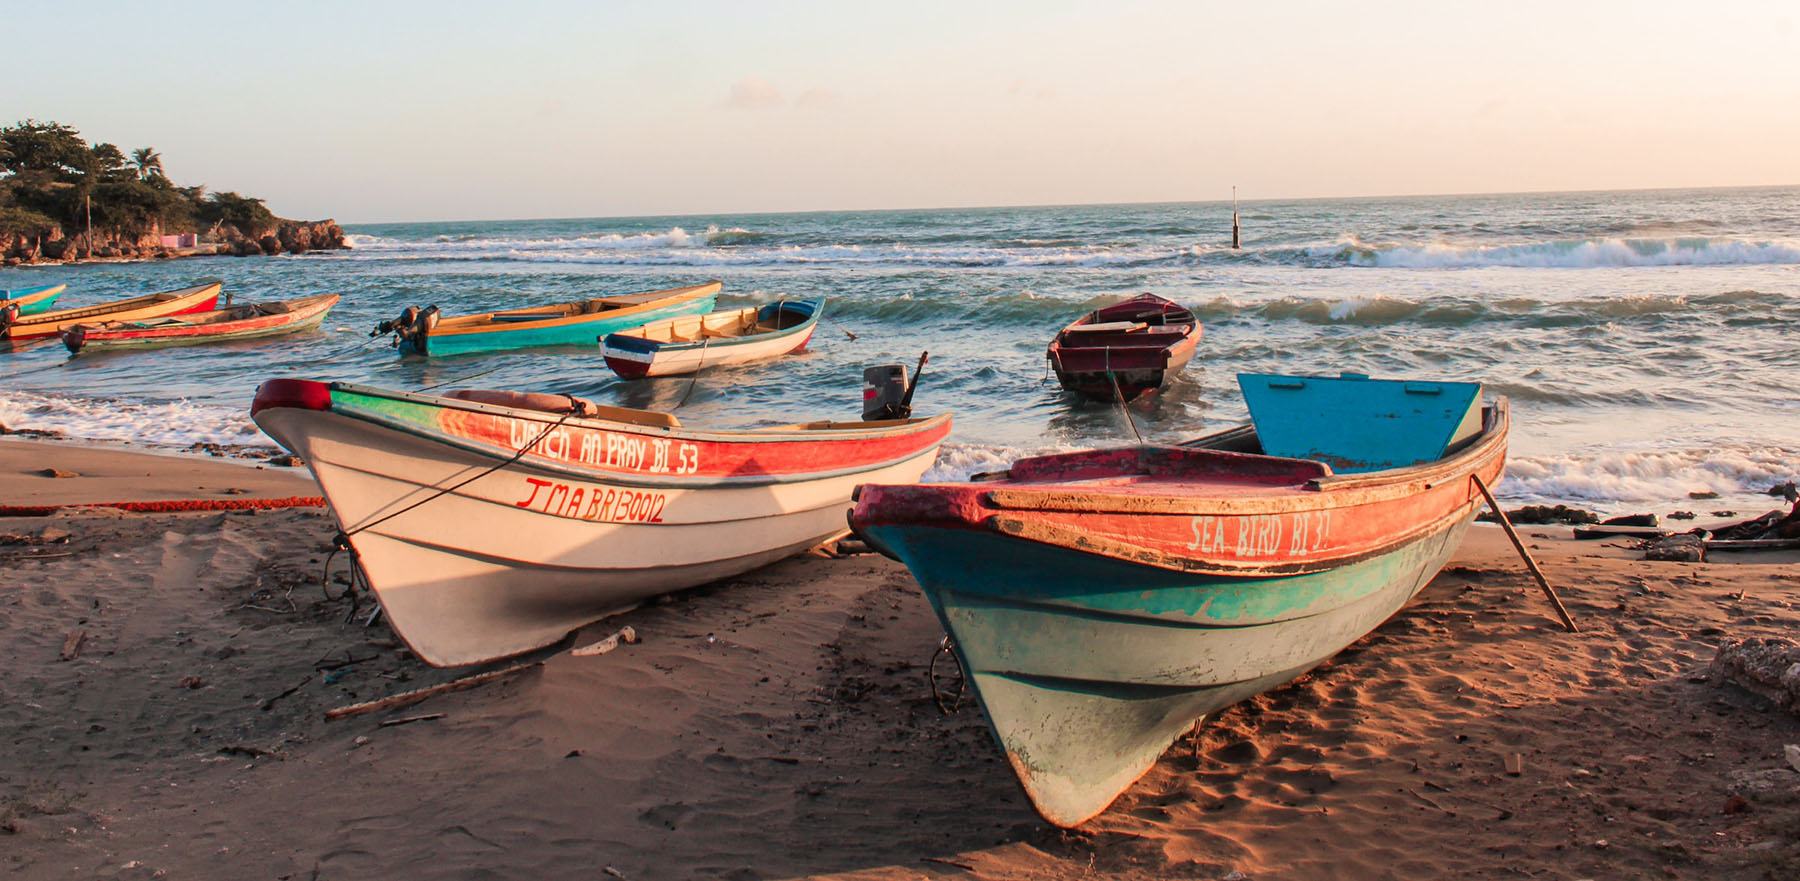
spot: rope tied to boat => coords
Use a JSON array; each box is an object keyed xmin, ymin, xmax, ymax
[
  {"xmin": 1105, "ymin": 347, "xmax": 1145, "ymax": 445},
  {"xmin": 928, "ymin": 634, "xmax": 966, "ymax": 714},
  {"xmin": 673, "ymin": 337, "xmax": 710, "ymax": 410},
  {"xmin": 340, "ymin": 405, "xmax": 579, "ymax": 540},
  {"xmin": 320, "ymin": 528, "xmax": 371, "ymax": 613}
]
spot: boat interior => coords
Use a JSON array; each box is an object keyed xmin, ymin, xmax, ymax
[
  {"xmin": 1057, "ymin": 300, "xmax": 1197, "ymax": 353},
  {"xmin": 434, "ymin": 387, "xmax": 932, "ymax": 434},
  {"xmin": 110, "ymin": 294, "xmax": 336, "ymax": 328},
  {"xmin": 622, "ymin": 301, "xmax": 812, "ymax": 345},
  {"xmin": 483, "ymin": 285, "xmax": 716, "ymax": 325},
  {"xmin": 19, "ymin": 284, "xmax": 216, "ymax": 325}
]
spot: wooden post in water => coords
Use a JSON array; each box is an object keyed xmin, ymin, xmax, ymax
[
  {"xmin": 1472, "ymin": 475, "xmax": 1579, "ymax": 633},
  {"xmin": 1230, "ymin": 186, "xmax": 1241, "ymax": 249}
]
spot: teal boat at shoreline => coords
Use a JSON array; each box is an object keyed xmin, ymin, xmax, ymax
[
  {"xmin": 850, "ymin": 373, "xmax": 1510, "ymax": 827},
  {"xmin": 0, "ymin": 283, "xmax": 67, "ymax": 316},
  {"xmin": 376, "ymin": 281, "xmax": 722, "ymax": 357}
]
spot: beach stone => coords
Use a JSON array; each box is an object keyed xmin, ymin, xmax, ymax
[
  {"xmin": 1770, "ymin": 482, "xmax": 1799, "ymax": 502},
  {"xmin": 1710, "ymin": 638, "xmax": 1800, "ymax": 713},
  {"xmin": 1603, "ymin": 513, "xmax": 1659, "ymax": 527},
  {"xmin": 1644, "ymin": 533, "xmax": 1705, "ymax": 562},
  {"xmin": 1727, "ymin": 768, "xmax": 1800, "ymax": 805},
  {"xmin": 1481, "ymin": 504, "xmax": 1600, "ymax": 525},
  {"xmin": 37, "ymin": 467, "xmax": 79, "ymax": 479},
  {"xmin": 267, "ymin": 454, "xmax": 303, "ymax": 467},
  {"xmin": 36, "ymin": 526, "xmax": 71, "ymax": 544}
]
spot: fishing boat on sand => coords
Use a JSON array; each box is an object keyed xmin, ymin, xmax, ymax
[
  {"xmin": 601, "ymin": 298, "xmax": 825, "ymax": 378},
  {"xmin": 1, "ymin": 281, "xmax": 223, "ymax": 345},
  {"xmin": 251, "ymin": 378, "xmax": 951, "ymax": 666},
  {"xmin": 1047, "ymin": 293, "xmax": 1200, "ymax": 400},
  {"xmin": 62, "ymin": 293, "xmax": 341, "ymax": 353},
  {"xmin": 849, "ymin": 372, "xmax": 1507, "ymax": 827},
  {"xmin": 0, "ymin": 283, "xmax": 67, "ymax": 317},
  {"xmin": 373, "ymin": 281, "xmax": 721, "ymax": 357}
]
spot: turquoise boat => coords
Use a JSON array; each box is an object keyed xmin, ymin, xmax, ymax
[
  {"xmin": 376, "ymin": 281, "xmax": 722, "ymax": 357},
  {"xmin": 0, "ymin": 283, "xmax": 67, "ymax": 317},
  {"xmin": 849, "ymin": 373, "xmax": 1509, "ymax": 826}
]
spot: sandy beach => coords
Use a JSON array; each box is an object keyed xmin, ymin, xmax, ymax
[{"xmin": 3, "ymin": 438, "xmax": 1798, "ymax": 881}]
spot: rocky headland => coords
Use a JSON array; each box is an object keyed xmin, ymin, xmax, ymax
[{"xmin": 0, "ymin": 119, "xmax": 347, "ymax": 266}]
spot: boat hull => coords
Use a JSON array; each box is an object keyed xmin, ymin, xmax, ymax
[
  {"xmin": 602, "ymin": 299, "xmax": 823, "ymax": 378},
  {"xmin": 1, "ymin": 284, "xmax": 67, "ymax": 316},
  {"xmin": 1047, "ymin": 293, "xmax": 1201, "ymax": 400},
  {"xmin": 857, "ymin": 514, "xmax": 1472, "ymax": 827},
  {"xmin": 849, "ymin": 401, "xmax": 1508, "ymax": 827},
  {"xmin": 397, "ymin": 284, "xmax": 720, "ymax": 356},
  {"xmin": 252, "ymin": 381, "xmax": 951, "ymax": 666},
  {"xmin": 2, "ymin": 282, "xmax": 223, "ymax": 343},
  {"xmin": 1051, "ymin": 339, "xmax": 1197, "ymax": 400},
  {"xmin": 63, "ymin": 294, "xmax": 339, "ymax": 352}
]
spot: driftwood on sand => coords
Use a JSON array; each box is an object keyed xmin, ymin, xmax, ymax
[{"xmin": 324, "ymin": 662, "xmax": 543, "ymax": 721}]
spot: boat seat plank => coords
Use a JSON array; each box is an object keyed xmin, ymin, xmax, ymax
[{"xmin": 1068, "ymin": 321, "xmax": 1146, "ymax": 334}]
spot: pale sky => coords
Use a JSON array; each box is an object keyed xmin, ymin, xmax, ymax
[{"xmin": 7, "ymin": 0, "xmax": 1796, "ymax": 223}]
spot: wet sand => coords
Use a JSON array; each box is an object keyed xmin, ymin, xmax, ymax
[{"xmin": 3, "ymin": 439, "xmax": 1797, "ymax": 880}]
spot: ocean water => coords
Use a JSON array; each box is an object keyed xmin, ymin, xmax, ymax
[{"xmin": 3, "ymin": 186, "xmax": 1797, "ymax": 515}]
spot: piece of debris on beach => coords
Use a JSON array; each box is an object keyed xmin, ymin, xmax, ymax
[{"xmin": 1709, "ymin": 638, "xmax": 1800, "ymax": 714}]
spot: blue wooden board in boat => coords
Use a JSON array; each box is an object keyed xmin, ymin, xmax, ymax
[{"xmin": 1238, "ymin": 372, "xmax": 1482, "ymax": 474}]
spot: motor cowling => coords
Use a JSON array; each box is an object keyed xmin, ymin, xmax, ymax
[
  {"xmin": 0, "ymin": 303, "xmax": 17, "ymax": 333},
  {"xmin": 373, "ymin": 305, "xmax": 422, "ymax": 339},
  {"xmin": 863, "ymin": 364, "xmax": 909, "ymax": 420},
  {"xmin": 409, "ymin": 305, "xmax": 440, "ymax": 354}
]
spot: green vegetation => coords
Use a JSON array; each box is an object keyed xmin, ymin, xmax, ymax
[{"xmin": 0, "ymin": 119, "xmax": 281, "ymax": 251}]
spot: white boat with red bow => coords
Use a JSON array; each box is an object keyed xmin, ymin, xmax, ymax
[{"xmin": 251, "ymin": 379, "xmax": 951, "ymax": 666}]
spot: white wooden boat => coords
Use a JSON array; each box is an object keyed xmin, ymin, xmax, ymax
[
  {"xmin": 251, "ymin": 379, "xmax": 951, "ymax": 666},
  {"xmin": 600, "ymin": 297, "xmax": 825, "ymax": 378}
]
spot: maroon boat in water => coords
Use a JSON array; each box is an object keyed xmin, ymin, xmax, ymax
[{"xmin": 1047, "ymin": 293, "xmax": 1201, "ymax": 400}]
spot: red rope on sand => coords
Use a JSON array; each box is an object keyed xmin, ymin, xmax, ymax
[{"xmin": 0, "ymin": 496, "xmax": 326, "ymax": 517}]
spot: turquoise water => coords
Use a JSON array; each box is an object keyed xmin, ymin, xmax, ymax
[{"xmin": 2, "ymin": 186, "xmax": 1796, "ymax": 513}]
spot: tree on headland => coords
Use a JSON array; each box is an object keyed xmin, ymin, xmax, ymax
[
  {"xmin": 0, "ymin": 119, "xmax": 342, "ymax": 261},
  {"xmin": 131, "ymin": 147, "xmax": 163, "ymax": 181}
]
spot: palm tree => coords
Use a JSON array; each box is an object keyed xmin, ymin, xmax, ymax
[{"xmin": 131, "ymin": 147, "xmax": 163, "ymax": 181}]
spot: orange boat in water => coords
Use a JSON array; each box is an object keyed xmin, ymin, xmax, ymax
[
  {"xmin": 1, "ymin": 281, "xmax": 224, "ymax": 346},
  {"xmin": 62, "ymin": 293, "xmax": 340, "ymax": 353}
]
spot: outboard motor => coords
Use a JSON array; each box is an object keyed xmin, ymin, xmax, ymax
[
  {"xmin": 862, "ymin": 351, "xmax": 928, "ymax": 421},
  {"xmin": 0, "ymin": 303, "xmax": 17, "ymax": 333},
  {"xmin": 409, "ymin": 305, "xmax": 441, "ymax": 354},
  {"xmin": 373, "ymin": 305, "xmax": 422, "ymax": 339}
]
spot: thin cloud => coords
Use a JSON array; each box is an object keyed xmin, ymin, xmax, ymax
[{"xmin": 720, "ymin": 77, "xmax": 784, "ymax": 110}]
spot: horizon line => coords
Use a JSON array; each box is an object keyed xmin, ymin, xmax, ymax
[{"xmin": 335, "ymin": 181, "xmax": 1800, "ymax": 227}]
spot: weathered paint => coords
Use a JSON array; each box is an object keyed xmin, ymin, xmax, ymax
[
  {"xmin": 848, "ymin": 389, "xmax": 1508, "ymax": 827},
  {"xmin": 1047, "ymin": 293, "xmax": 1201, "ymax": 400}
]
